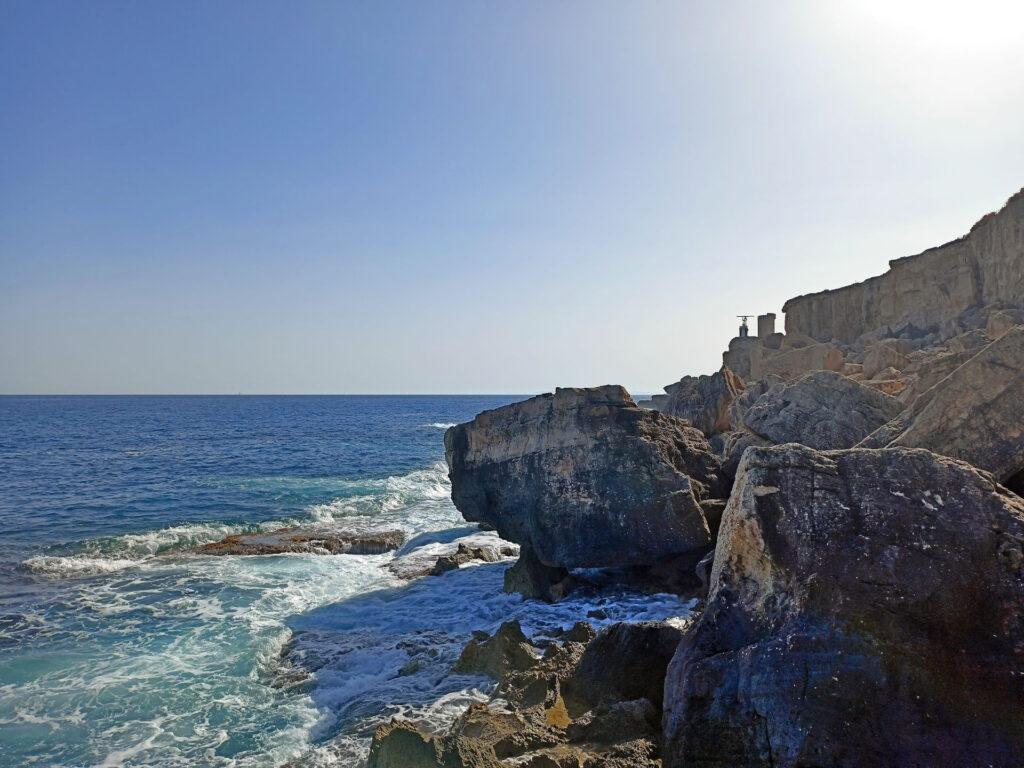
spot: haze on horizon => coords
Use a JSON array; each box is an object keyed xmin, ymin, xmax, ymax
[{"xmin": 2, "ymin": 1, "xmax": 1023, "ymax": 395}]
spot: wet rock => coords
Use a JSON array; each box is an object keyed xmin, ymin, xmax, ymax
[
  {"xmin": 196, "ymin": 527, "xmax": 404, "ymax": 556},
  {"xmin": 663, "ymin": 444, "xmax": 1024, "ymax": 768},
  {"xmin": 662, "ymin": 368, "xmax": 744, "ymax": 435},
  {"xmin": 566, "ymin": 698, "xmax": 659, "ymax": 745},
  {"xmin": 567, "ymin": 621, "xmax": 688, "ymax": 712},
  {"xmin": 503, "ymin": 546, "xmax": 575, "ymax": 602},
  {"xmin": 431, "ymin": 542, "xmax": 518, "ymax": 576},
  {"xmin": 860, "ymin": 326, "xmax": 1024, "ymax": 482},
  {"xmin": 739, "ymin": 370, "xmax": 902, "ymax": 450},
  {"xmin": 367, "ymin": 720, "xmax": 451, "ymax": 768},
  {"xmin": 454, "ymin": 620, "xmax": 540, "ymax": 681},
  {"xmin": 388, "ymin": 532, "xmax": 517, "ymax": 580},
  {"xmin": 445, "ymin": 386, "xmax": 726, "ymax": 569}
]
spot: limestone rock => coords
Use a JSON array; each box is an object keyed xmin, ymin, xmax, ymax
[
  {"xmin": 663, "ymin": 444, "xmax": 1024, "ymax": 768},
  {"xmin": 859, "ymin": 326, "xmax": 1024, "ymax": 482},
  {"xmin": 783, "ymin": 187, "xmax": 1024, "ymax": 344},
  {"xmin": 566, "ymin": 621, "xmax": 688, "ymax": 712},
  {"xmin": 662, "ymin": 368, "xmax": 744, "ymax": 435},
  {"xmin": 503, "ymin": 546, "xmax": 575, "ymax": 603},
  {"xmin": 862, "ymin": 339, "xmax": 909, "ymax": 379},
  {"xmin": 726, "ymin": 375, "xmax": 783, "ymax": 433},
  {"xmin": 444, "ymin": 386, "xmax": 726, "ymax": 569},
  {"xmin": 196, "ymin": 527, "xmax": 403, "ymax": 556},
  {"xmin": 739, "ymin": 370, "xmax": 902, "ymax": 450},
  {"xmin": 987, "ymin": 307, "xmax": 1024, "ymax": 340},
  {"xmin": 752, "ymin": 342, "xmax": 845, "ymax": 381},
  {"xmin": 454, "ymin": 620, "xmax": 540, "ymax": 681},
  {"xmin": 431, "ymin": 542, "xmax": 518, "ymax": 576}
]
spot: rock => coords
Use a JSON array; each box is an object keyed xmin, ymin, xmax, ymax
[
  {"xmin": 987, "ymin": 307, "xmax": 1024, "ymax": 340},
  {"xmin": 196, "ymin": 527, "xmax": 404, "ymax": 556},
  {"xmin": 738, "ymin": 370, "xmax": 902, "ymax": 450},
  {"xmin": 634, "ymin": 394, "xmax": 667, "ymax": 411},
  {"xmin": 862, "ymin": 339, "xmax": 910, "ymax": 379},
  {"xmin": 717, "ymin": 430, "xmax": 772, "ymax": 484},
  {"xmin": 663, "ymin": 444, "xmax": 1024, "ymax": 768},
  {"xmin": 858, "ymin": 326, "xmax": 1024, "ymax": 482},
  {"xmin": 445, "ymin": 386, "xmax": 726, "ymax": 569},
  {"xmin": 431, "ymin": 542, "xmax": 518, "ymax": 576},
  {"xmin": 367, "ymin": 720, "xmax": 452, "ymax": 768},
  {"xmin": 566, "ymin": 698, "xmax": 659, "ymax": 745},
  {"xmin": 752, "ymin": 342, "xmax": 845, "ymax": 381},
  {"xmin": 503, "ymin": 546, "xmax": 575, "ymax": 602},
  {"xmin": 567, "ymin": 621, "xmax": 688, "ymax": 713},
  {"xmin": 862, "ymin": 375, "xmax": 907, "ymax": 397},
  {"xmin": 662, "ymin": 368, "xmax": 744, "ymax": 435},
  {"xmin": 782, "ymin": 187, "xmax": 1024, "ymax": 344},
  {"xmin": 726, "ymin": 376, "xmax": 783, "ymax": 433},
  {"xmin": 454, "ymin": 620, "xmax": 540, "ymax": 681}
]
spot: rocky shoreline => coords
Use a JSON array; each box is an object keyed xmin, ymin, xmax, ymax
[{"xmin": 359, "ymin": 188, "xmax": 1024, "ymax": 767}]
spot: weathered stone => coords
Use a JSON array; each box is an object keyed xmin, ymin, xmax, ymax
[
  {"xmin": 739, "ymin": 370, "xmax": 902, "ymax": 450},
  {"xmin": 862, "ymin": 339, "xmax": 909, "ymax": 379},
  {"xmin": 388, "ymin": 532, "xmax": 517, "ymax": 580},
  {"xmin": 431, "ymin": 542, "xmax": 518, "ymax": 576},
  {"xmin": 751, "ymin": 342, "xmax": 845, "ymax": 381},
  {"xmin": 503, "ymin": 547, "xmax": 575, "ymax": 603},
  {"xmin": 367, "ymin": 720, "xmax": 451, "ymax": 768},
  {"xmin": 987, "ymin": 307, "xmax": 1024, "ymax": 340},
  {"xmin": 566, "ymin": 621, "xmax": 688, "ymax": 713},
  {"xmin": 566, "ymin": 698, "xmax": 659, "ymax": 745},
  {"xmin": 783, "ymin": 187, "xmax": 1024, "ymax": 344},
  {"xmin": 662, "ymin": 368, "xmax": 744, "ymax": 435},
  {"xmin": 663, "ymin": 444, "xmax": 1024, "ymax": 768},
  {"xmin": 196, "ymin": 527, "xmax": 403, "ymax": 556},
  {"xmin": 454, "ymin": 620, "xmax": 539, "ymax": 681},
  {"xmin": 726, "ymin": 375, "xmax": 783, "ymax": 433},
  {"xmin": 859, "ymin": 326, "xmax": 1024, "ymax": 482},
  {"xmin": 445, "ymin": 386, "xmax": 726, "ymax": 569}
]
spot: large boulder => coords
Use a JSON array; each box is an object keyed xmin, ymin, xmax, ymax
[
  {"xmin": 662, "ymin": 368, "xmax": 744, "ymax": 435},
  {"xmin": 859, "ymin": 326, "xmax": 1024, "ymax": 482},
  {"xmin": 738, "ymin": 370, "xmax": 902, "ymax": 450},
  {"xmin": 444, "ymin": 386, "xmax": 726, "ymax": 569},
  {"xmin": 663, "ymin": 444, "xmax": 1024, "ymax": 768}
]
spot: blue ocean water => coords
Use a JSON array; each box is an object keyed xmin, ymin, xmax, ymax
[{"xmin": 0, "ymin": 396, "xmax": 694, "ymax": 767}]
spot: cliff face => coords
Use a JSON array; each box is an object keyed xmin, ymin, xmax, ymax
[{"xmin": 782, "ymin": 188, "xmax": 1024, "ymax": 343}]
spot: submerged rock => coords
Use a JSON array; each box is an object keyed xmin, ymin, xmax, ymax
[
  {"xmin": 444, "ymin": 386, "xmax": 726, "ymax": 570},
  {"xmin": 195, "ymin": 527, "xmax": 404, "ymax": 556},
  {"xmin": 860, "ymin": 326, "xmax": 1024, "ymax": 482},
  {"xmin": 663, "ymin": 444, "xmax": 1024, "ymax": 768},
  {"xmin": 738, "ymin": 370, "xmax": 902, "ymax": 450}
]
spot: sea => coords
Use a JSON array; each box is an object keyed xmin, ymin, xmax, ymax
[{"xmin": 0, "ymin": 395, "xmax": 693, "ymax": 767}]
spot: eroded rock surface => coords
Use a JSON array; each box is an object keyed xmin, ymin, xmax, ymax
[
  {"xmin": 860, "ymin": 326, "xmax": 1024, "ymax": 482},
  {"xmin": 445, "ymin": 386, "xmax": 725, "ymax": 569},
  {"xmin": 196, "ymin": 527, "xmax": 404, "ymax": 556},
  {"xmin": 661, "ymin": 368, "xmax": 744, "ymax": 435},
  {"xmin": 738, "ymin": 370, "xmax": 902, "ymax": 450},
  {"xmin": 663, "ymin": 444, "xmax": 1024, "ymax": 768}
]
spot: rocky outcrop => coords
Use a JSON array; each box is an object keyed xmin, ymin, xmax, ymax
[
  {"xmin": 662, "ymin": 369, "xmax": 744, "ymax": 435},
  {"xmin": 859, "ymin": 326, "xmax": 1024, "ymax": 482},
  {"xmin": 454, "ymin": 620, "xmax": 540, "ymax": 680},
  {"xmin": 663, "ymin": 444, "xmax": 1024, "ymax": 768},
  {"xmin": 783, "ymin": 188, "xmax": 1024, "ymax": 344},
  {"xmin": 752, "ymin": 341, "xmax": 845, "ymax": 381},
  {"xmin": 502, "ymin": 546, "xmax": 575, "ymax": 602},
  {"xmin": 444, "ymin": 386, "xmax": 726, "ymax": 570},
  {"xmin": 195, "ymin": 527, "xmax": 404, "ymax": 556},
  {"xmin": 737, "ymin": 371, "xmax": 902, "ymax": 450}
]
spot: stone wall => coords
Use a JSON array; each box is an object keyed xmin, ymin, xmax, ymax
[{"xmin": 782, "ymin": 188, "xmax": 1024, "ymax": 343}]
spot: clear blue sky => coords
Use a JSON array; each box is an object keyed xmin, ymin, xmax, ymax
[{"xmin": 2, "ymin": 1, "xmax": 1023, "ymax": 394}]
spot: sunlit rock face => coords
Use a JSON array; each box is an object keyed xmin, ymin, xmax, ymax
[
  {"xmin": 663, "ymin": 443, "xmax": 1024, "ymax": 768},
  {"xmin": 783, "ymin": 187, "xmax": 1024, "ymax": 344},
  {"xmin": 444, "ymin": 386, "xmax": 727, "ymax": 569}
]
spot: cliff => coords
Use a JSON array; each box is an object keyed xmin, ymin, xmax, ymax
[{"xmin": 782, "ymin": 188, "xmax": 1024, "ymax": 343}]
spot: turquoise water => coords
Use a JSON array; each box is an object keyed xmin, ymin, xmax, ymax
[{"xmin": 0, "ymin": 396, "xmax": 693, "ymax": 766}]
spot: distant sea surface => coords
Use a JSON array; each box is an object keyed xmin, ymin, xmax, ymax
[{"xmin": 0, "ymin": 396, "xmax": 692, "ymax": 767}]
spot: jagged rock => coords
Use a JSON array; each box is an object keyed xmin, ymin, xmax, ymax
[
  {"xmin": 862, "ymin": 375, "xmax": 907, "ymax": 397},
  {"xmin": 726, "ymin": 376, "xmax": 783, "ymax": 432},
  {"xmin": 662, "ymin": 368, "xmax": 744, "ymax": 435},
  {"xmin": 752, "ymin": 341, "xmax": 845, "ymax": 381},
  {"xmin": 566, "ymin": 698, "xmax": 659, "ymax": 744},
  {"xmin": 445, "ymin": 386, "xmax": 726, "ymax": 569},
  {"xmin": 862, "ymin": 339, "xmax": 910, "ymax": 379},
  {"xmin": 431, "ymin": 542, "xmax": 518, "ymax": 576},
  {"xmin": 387, "ymin": 532, "xmax": 517, "ymax": 580},
  {"xmin": 716, "ymin": 430, "xmax": 771, "ymax": 484},
  {"xmin": 859, "ymin": 326, "xmax": 1024, "ymax": 482},
  {"xmin": 663, "ymin": 444, "xmax": 1024, "ymax": 768},
  {"xmin": 566, "ymin": 621, "xmax": 688, "ymax": 713},
  {"xmin": 987, "ymin": 307, "xmax": 1024, "ymax": 340},
  {"xmin": 783, "ymin": 188, "xmax": 1024, "ymax": 344},
  {"xmin": 454, "ymin": 620, "xmax": 540, "ymax": 681},
  {"xmin": 196, "ymin": 527, "xmax": 403, "ymax": 556},
  {"xmin": 738, "ymin": 370, "xmax": 902, "ymax": 450},
  {"xmin": 503, "ymin": 546, "xmax": 575, "ymax": 602},
  {"xmin": 367, "ymin": 720, "xmax": 455, "ymax": 768}
]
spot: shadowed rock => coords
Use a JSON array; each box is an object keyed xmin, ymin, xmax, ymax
[
  {"xmin": 444, "ymin": 386, "xmax": 726, "ymax": 570},
  {"xmin": 663, "ymin": 444, "xmax": 1024, "ymax": 768},
  {"xmin": 662, "ymin": 368, "xmax": 744, "ymax": 435}
]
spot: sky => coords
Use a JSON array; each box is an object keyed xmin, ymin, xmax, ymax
[{"xmin": 2, "ymin": 1, "xmax": 1023, "ymax": 395}]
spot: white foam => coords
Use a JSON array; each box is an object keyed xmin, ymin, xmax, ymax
[{"xmin": 422, "ymin": 422, "xmax": 457, "ymax": 429}]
